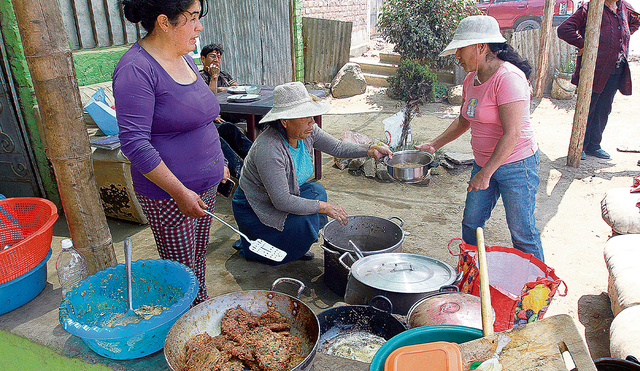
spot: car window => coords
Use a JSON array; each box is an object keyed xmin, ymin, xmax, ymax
[
  {"xmin": 477, "ymin": 0, "xmax": 491, "ymax": 4},
  {"xmin": 495, "ymin": 0, "xmax": 524, "ymax": 3}
]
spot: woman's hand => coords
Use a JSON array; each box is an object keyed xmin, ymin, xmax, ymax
[
  {"xmin": 368, "ymin": 143, "xmax": 393, "ymax": 160},
  {"xmin": 415, "ymin": 142, "xmax": 436, "ymax": 154},
  {"xmin": 467, "ymin": 169, "xmax": 491, "ymax": 192},
  {"xmin": 173, "ymin": 188, "xmax": 208, "ymax": 218},
  {"xmin": 319, "ymin": 201, "xmax": 349, "ymax": 226},
  {"xmin": 222, "ymin": 166, "xmax": 231, "ymax": 182}
]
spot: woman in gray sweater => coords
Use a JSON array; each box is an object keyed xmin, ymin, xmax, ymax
[{"xmin": 231, "ymin": 82, "xmax": 392, "ymax": 264}]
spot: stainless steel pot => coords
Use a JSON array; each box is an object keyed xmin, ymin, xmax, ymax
[
  {"xmin": 382, "ymin": 150, "xmax": 438, "ymax": 183},
  {"xmin": 341, "ymin": 252, "xmax": 457, "ymax": 315},
  {"xmin": 320, "ymin": 215, "xmax": 405, "ymax": 297},
  {"xmin": 406, "ymin": 289, "xmax": 495, "ymax": 330},
  {"xmin": 164, "ymin": 278, "xmax": 319, "ymax": 371}
]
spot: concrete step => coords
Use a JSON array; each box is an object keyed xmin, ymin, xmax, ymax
[
  {"xmin": 363, "ymin": 72, "xmax": 391, "ymax": 87},
  {"xmin": 350, "ymin": 58, "xmax": 398, "ymax": 76},
  {"xmin": 380, "ymin": 52, "xmax": 401, "ymax": 65}
]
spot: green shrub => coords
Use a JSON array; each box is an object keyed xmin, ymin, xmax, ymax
[
  {"xmin": 387, "ymin": 59, "xmax": 439, "ymax": 103},
  {"xmin": 378, "ymin": 0, "xmax": 480, "ymax": 69}
]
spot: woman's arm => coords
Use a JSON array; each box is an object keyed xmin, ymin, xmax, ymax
[
  {"xmin": 557, "ymin": 6, "xmax": 587, "ymax": 49},
  {"xmin": 415, "ymin": 115, "xmax": 471, "ymax": 154},
  {"xmin": 143, "ymin": 161, "xmax": 209, "ymax": 218},
  {"xmin": 466, "ymin": 100, "xmax": 522, "ymax": 192}
]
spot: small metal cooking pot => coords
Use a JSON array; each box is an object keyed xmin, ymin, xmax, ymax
[
  {"xmin": 382, "ymin": 150, "xmax": 438, "ymax": 183},
  {"xmin": 164, "ymin": 278, "xmax": 319, "ymax": 371},
  {"xmin": 320, "ymin": 215, "xmax": 405, "ymax": 297},
  {"xmin": 341, "ymin": 252, "xmax": 457, "ymax": 315},
  {"xmin": 406, "ymin": 288, "xmax": 495, "ymax": 330}
]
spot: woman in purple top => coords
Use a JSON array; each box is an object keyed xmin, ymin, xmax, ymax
[{"xmin": 114, "ymin": 0, "xmax": 229, "ymax": 305}]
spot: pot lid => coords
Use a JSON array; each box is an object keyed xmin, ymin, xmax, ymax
[
  {"xmin": 407, "ymin": 292, "xmax": 486, "ymax": 329},
  {"xmin": 350, "ymin": 253, "xmax": 456, "ymax": 293}
]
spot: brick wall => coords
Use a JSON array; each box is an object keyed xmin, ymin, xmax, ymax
[{"xmin": 300, "ymin": 0, "xmax": 369, "ymax": 46}]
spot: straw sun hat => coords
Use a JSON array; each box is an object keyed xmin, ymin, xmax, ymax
[
  {"xmin": 439, "ymin": 15, "xmax": 506, "ymax": 57},
  {"xmin": 259, "ymin": 81, "xmax": 330, "ymax": 124}
]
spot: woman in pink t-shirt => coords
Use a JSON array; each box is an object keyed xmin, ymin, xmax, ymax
[{"xmin": 416, "ymin": 15, "xmax": 544, "ymax": 261}]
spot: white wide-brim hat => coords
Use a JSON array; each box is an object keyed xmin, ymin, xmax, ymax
[
  {"xmin": 259, "ymin": 81, "xmax": 330, "ymax": 123},
  {"xmin": 439, "ymin": 15, "xmax": 506, "ymax": 57}
]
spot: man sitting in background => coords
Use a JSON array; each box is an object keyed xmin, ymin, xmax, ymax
[{"xmin": 200, "ymin": 43, "xmax": 252, "ymax": 179}]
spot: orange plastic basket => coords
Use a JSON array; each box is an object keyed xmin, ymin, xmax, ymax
[{"xmin": 0, "ymin": 197, "xmax": 58, "ymax": 284}]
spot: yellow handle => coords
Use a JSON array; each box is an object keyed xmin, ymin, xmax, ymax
[{"xmin": 477, "ymin": 227, "xmax": 494, "ymax": 337}]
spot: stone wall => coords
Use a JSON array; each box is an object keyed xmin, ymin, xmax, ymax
[{"xmin": 300, "ymin": 0, "xmax": 369, "ymax": 47}]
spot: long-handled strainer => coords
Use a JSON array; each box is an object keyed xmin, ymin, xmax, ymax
[{"xmin": 203, "ymin": 210, "xmax": 287, "ymax": 262}]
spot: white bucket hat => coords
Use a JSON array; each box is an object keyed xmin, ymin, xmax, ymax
[
  {"xmin": 259, "ymin": 81, "xmax": 330, "ymax": 123},
  {"xmin": 439, "ymin": 15, "xmax": 506, "ymax": 57}
]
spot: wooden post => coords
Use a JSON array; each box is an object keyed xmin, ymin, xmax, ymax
[
  {"xmin": 534, "ymin": 0, "xmax": 555, "ymax": 97},
  {"xmin": 12, "ymin": 0, "xmax": 117, "ymax": 273},
  {"xmin": 567, "ymin": 0, "xmax": 605, "ymax": 167}
]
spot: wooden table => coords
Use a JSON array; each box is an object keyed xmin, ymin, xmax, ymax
[
  {"xmin": 215, "ymin": 86, "xmax": 325, "ymax": 179},
  {"xmin": 458, "ymin": 314, "xmax": 597, "ymax": 371}
]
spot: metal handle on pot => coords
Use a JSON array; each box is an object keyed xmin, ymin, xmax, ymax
[
  {"xmin": 271, "ymin": 278, "xmax": 306, "ymax": 299},
  {"xmin": 369, "ymin": 295, "xmax": 394, "ymax": 314},
  {"xmin": 348, "ymin": 240, "xmax": 364, "ymax": 259},
  {"xmin": 388, "ymin": 216, "xmax": 405, "ymax": 227},
  {"xmin": 438, "ymin": 285, "xmax": 459, "ymax": 293},
  {"xmin": 391, "ymin": 263, "xmax": 414, "ymax": 272},
  {"xmin": 320, "ymin": 244, "xmax": 341, "ymax": 255},
  {"xmin": 338, "ymin": 252, "xmax": 356, "ymax": 271}
]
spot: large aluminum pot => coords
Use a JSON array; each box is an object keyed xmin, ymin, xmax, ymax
[
  {"xmin": 164, "ymin": 278, "xmax": 319, "ymax": 371},
  {"xmin": 382, "ymin": 150, "xmax": 438, "ymax": 183},
  {"xmin": 341, "ymin": 252, "xmax": 457, "ymax": 315},
  {"xmin": 321, "ymin": 215, "xmax": 405, "ymax": 297}
]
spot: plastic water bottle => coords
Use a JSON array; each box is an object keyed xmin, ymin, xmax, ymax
[{"xmin": 56, "ymin": 239, "xmax": 89, "ymax": 297}]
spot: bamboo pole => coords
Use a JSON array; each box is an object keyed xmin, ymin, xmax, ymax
[
  {"xmin": 534, "ymin": 0, "xmax": 555, "ymax": 97},
  {"xmin": 12, "ymin": 0, "xmax": 116, "ymax": 273},
  {"xmin": 567, "ymin": 0, "xmax": 606, "ymax": 167}
]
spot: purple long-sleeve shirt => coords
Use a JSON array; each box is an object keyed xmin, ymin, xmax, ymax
[
  {"xmin": 113, "ymin": 43, "xmax": 224, "ymax": 199},
  {"xmin": 557, "ymin": 0, "xmax": 640, "ymax": 94}
]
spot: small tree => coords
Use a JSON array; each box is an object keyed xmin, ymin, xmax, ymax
[{"xmin": 378, "ymin": 0, "xmax": 481, "ymax": 69}]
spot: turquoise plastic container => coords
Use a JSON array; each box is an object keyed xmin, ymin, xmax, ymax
[
  {"xmin": 59, "ymin": 259, "xmax": 198, "ymax": 360},
  {"xmin": 0, "ymin": 248, "xmax": 51, "ymax": 315},
  {"xmin": 369, "ymin": 325, "xmax": 483, "ymax": 371}
]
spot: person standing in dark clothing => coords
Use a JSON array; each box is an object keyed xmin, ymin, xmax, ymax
[
  {"xmin": 199, "ymin": 43, "xmax": 252, "ymax": 179},
  {"xmin": 558, "ymin": 0, "xmax": 640, "ymax": 161}
]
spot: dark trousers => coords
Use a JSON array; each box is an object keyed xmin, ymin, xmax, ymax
[
  {"xmin": 216, "ymin": 121, "xmax": 253, "ymax": 179},
  {"xmin": 583, "ymin": 63, "xmax": 624, "ymax": 153}
]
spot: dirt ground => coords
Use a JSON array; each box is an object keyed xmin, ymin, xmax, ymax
[{"xmin": 315, "ymin": 53, "xmax": 640, "ymax": 359}]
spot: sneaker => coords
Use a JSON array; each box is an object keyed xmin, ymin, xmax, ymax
[
  {"xmin": 585, "ymin": 149, "xmax": 611, "ymax": 159},
  {"xmin": 299, "ymin": 251, "xmax": 315, "ymax": 261},
  {"xmin": 580, "ymin": 151, "xmax": 586, "ymax": 160}
]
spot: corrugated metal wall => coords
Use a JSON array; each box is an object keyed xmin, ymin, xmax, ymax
[
  {"xmin": 58, "ymin": 0, "xmax": 294, "ymax": 86},
  {"xmin": 510, "ymin": 27, "xmax": 576, "ymax": 93},
  {"xmin": 198, "ymin": 0, "xmax": 293, "ymax": 86},
  {"xmin": 303, "ymin": 17, "xmax": 352, "ymax": 83}
]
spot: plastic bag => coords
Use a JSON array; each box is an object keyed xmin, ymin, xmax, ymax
[
  {"xmin": 334, "ymin": 131, "xmax": 372, "ymax": 170},
  {"xmin": 383, "ymin": 108, "xmax": 411, "ymax": 150},
  {"xmin": 448, "ymin": 238, "xmax": 567, "ymax": 332}
]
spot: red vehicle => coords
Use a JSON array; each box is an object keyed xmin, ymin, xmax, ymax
[{"xmin": 476, "ymin": 0, "xmax": 575, "ymax": 31}]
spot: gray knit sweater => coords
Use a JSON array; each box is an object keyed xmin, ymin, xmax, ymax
[{"xmin": 238, "ymin": 124, "xmax": 369, "ymax": 231}]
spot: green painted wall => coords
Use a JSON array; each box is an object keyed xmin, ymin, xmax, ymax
[
  {"xmin": 0, "ymin": 1, "xmax": 60, "ymax": 206},
  {"xmin": 72, "ymin": 46, "xmax": 129, "ymax": 86}
]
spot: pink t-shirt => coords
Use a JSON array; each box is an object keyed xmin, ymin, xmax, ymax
[{"xmin": 461, "ymin": 62, "xmax": 538, "ymax": 167}]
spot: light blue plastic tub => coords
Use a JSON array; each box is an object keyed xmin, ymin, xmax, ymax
[
  {"xmin": 0, "ymin": 248, "xmax": 51, "ymax": 315},
  {"xmin": 59, "ymin": 259, "xmax": 198, "ymax": 360},
  {"xmin": 369, "ymin": 325, "xmax": 483, "ymax": 371}
]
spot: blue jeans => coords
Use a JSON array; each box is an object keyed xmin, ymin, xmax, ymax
[
  {"xmin": 216, "ymin": 121, "xmax": 252, "ymax": 179},
  {"xmin": 231, "ymin": 182, "xmax": 328, "ymax": 265},
  {"xmin": 462, "ymin": 151, "xmax": 544, "ymax": 261}
]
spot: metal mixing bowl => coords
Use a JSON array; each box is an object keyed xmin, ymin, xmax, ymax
[{"xmin": 383, "ymin": 150, "xmax": 436, "ymax": 183}]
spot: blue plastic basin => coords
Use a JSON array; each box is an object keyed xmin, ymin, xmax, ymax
[
  {"xmin": 369, "ymin": 325, "xmax": 483, "ymax": 371},
  {"xmin": 0, "ymin": 248, "xmax": 51, "ymax": 315},
  {"xmin": 59, "ymin": 259, "xmax": 198, "ymax": 360}
]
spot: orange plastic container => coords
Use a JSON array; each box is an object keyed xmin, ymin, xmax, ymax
[
  {"xmin": 0, "ymin": 197, "xmax": 58, "ymax": 284},
  {"xmin": 384, "ymin": 341, "xmax": 464, "ymax": 371}
]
